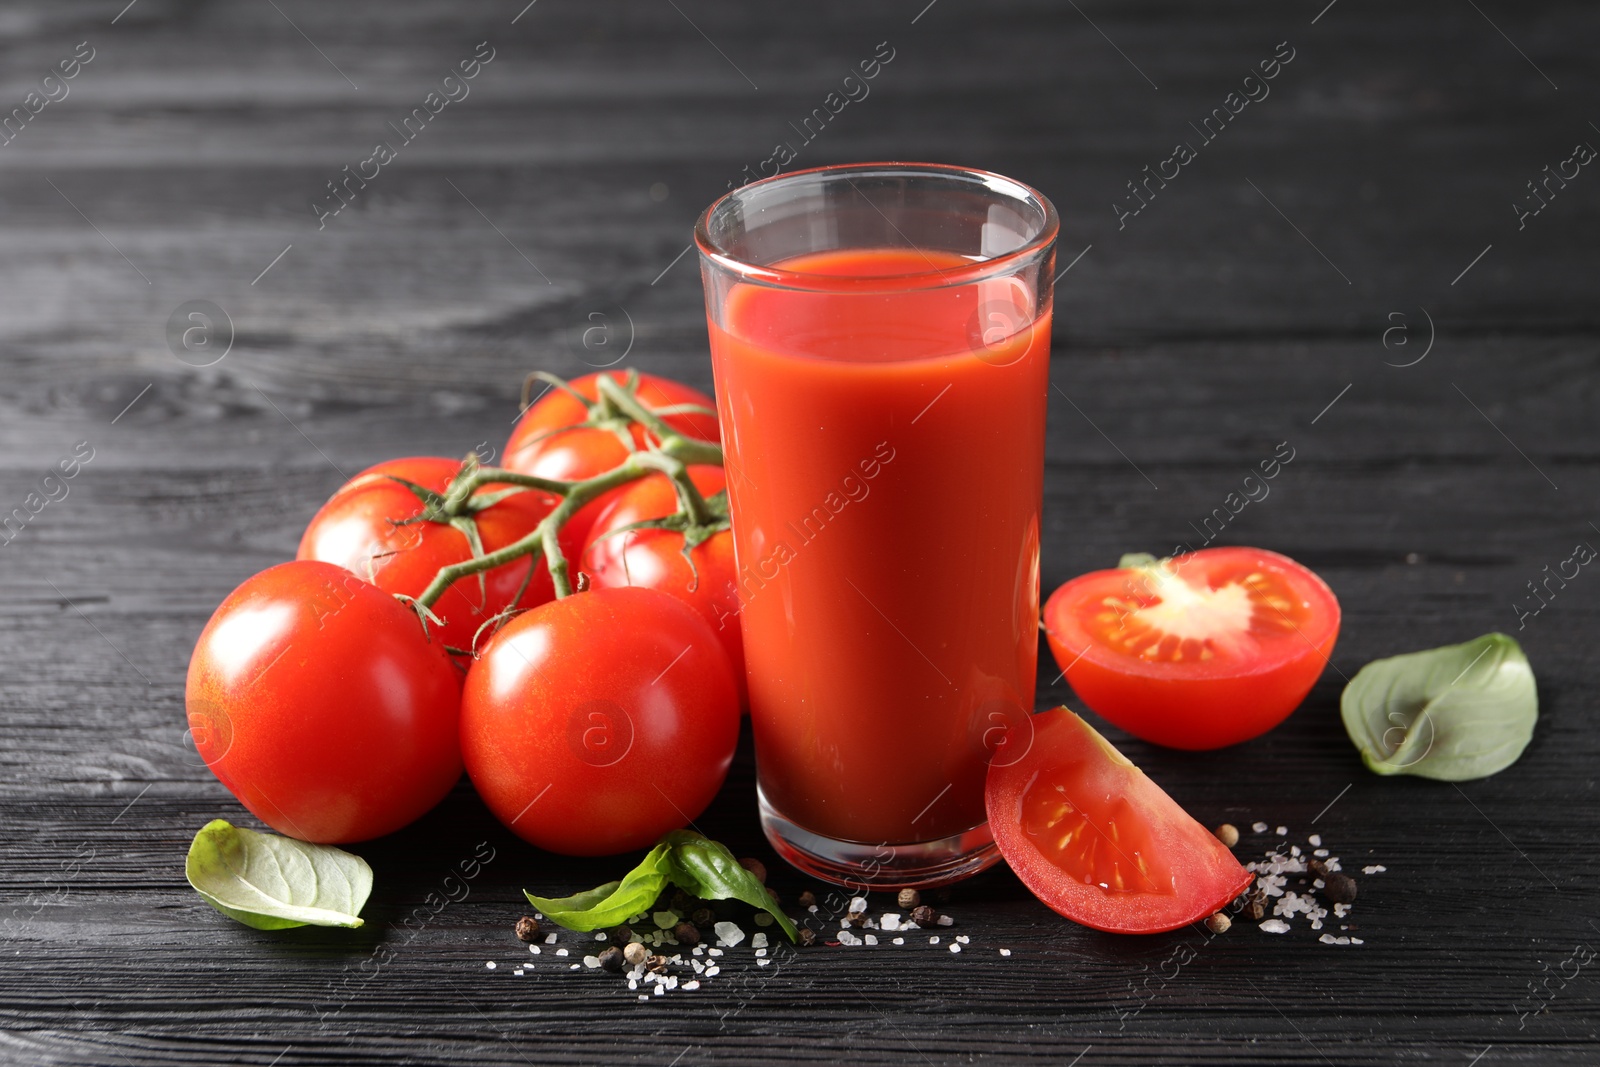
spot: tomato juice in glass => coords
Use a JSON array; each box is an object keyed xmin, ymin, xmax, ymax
[{"xmin": 695, "ymin": 164, "xmax": 1058, "ymax": 888}]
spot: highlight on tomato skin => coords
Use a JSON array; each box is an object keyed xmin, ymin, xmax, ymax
[
  {"xmin": 985, "ymin": 707, "xmax": 1252, "ymax": 935},
  {"xmin": 1042, "ymin": 547, "xmax": 1341, "ymax": 750}
]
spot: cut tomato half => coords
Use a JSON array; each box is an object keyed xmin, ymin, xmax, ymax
[
  {"xmin": 1043, "ymin": 546, "xmax": 1340, "ymax": 749},
  {"xmin": 986, "ymin": 707, "xmax": 1250, "ymax": 934}
]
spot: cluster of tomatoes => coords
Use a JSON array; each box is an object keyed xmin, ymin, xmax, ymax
[{"xmin": 185, "ymin": 371, "xmax": 745, "ymax": 855}]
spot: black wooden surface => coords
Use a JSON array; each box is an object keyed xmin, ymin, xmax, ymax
[{"xmin": 3, "ymin": 1, "xmax": 1598, "ymax": 1064}]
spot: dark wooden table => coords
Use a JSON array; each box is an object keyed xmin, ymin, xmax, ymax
[{"xmin": 3, "ymin": 1, "xmax": 1597, "ymax": 1063}]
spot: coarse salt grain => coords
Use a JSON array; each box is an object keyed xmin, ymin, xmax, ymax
[
  {"xmin": 1363, "ymin": 865, "xmax": 1386, "ymax": 874},
  {"xmin": 1350, "ymin": 937, "xmax": 1364, "ymax": 945},
  {"xmin": 949, "ymin": 943, "xmax": 962, "ymax": 953},
  {"xmin": 929, "ymin": 936, "xmax": 941, "ymax": 945},
  {"xmin": 682, "ymin": 980, "xmax": 700, "ymax": 991},
  {"xmin": 704, "ymin": 965, "xmax": 720, "ymax": 977},
  {"xmin": 1333, "ymin": 903, "xmax": 1350, "ymax": 918},
  {"xmin": 751, "ymin": 932, "xmax": 768, "ymax": 949},
  {"xmin": 570, "ymin": 963, "xmax": 581, "ymax": 970},
  {"xmin": 1313, "ymin": 849, "xmax": 1329, "ymax": 857},
  {"xmin": 754, "ymin": 912, "xmax": 774, "ymax": 927},
  {"xmin": 1275, "ymin": 826, "xmax": 1288, "ymax": 836},
  {"xmin": 555, "ymin": 948, "xmax": 568, "ymax": 957},
  {"xmin": 486, "ymin": 961, "xmax": 497, "ymax": 970},
  {"xmin": 1318, "ymin": 934, "xmax": 1351, "ymax": 946},
  {"xmin": 654, "ymin": 986, "xmax": 665, "ymax": 996},
  {"xmin": 639, "ymin": 994, "xmax": 649, "ymax": 1002},
  {"xmin": 545, "ymin": 933, "xmax": 557, "ymax": 944},
  {"xmin": 513, "ymin": 969, "xmax": 523, "ymax": 976},
  {"xmin": 864, "ymin": 935, "xmax": 878, "ymax": 945},
  {"xmin": 1252, "ymin": 821, "xmax": 1269, "ymax": 833},
  {"xmin": 708, "ymin": 948, "xmax": 724, "ymax": 957},
  {"xmin": 808, "ymin": 905, "xmax": 819, "ymax": 913},
  {"xmin": 893, "ymin": 937, "xmax": 905, "ymax": 945},
  {"xmin": 583, "ymin": 955, "xmax": 601, "ymax": 969},
  {"xmin": 936, "ymin": 915, "xmax": 954, "ymax": 926},
  {"xmin": 529, "ymin": 946, "xmax": 541, "ymax": 955},
  {"xmin": 999, "ymin": 948, "xmax": 1011, "ymax": 957},
  {"xmin": 655, "ymin": 912, "xmax": 678, "ymax": 930},
  {"xmin": 755, "ymin": 948, "xmax": 767, "ymax": 957},
  {"xmin": 1259, "ymin": 919, "xmax": 1291, "ymax": 934},
  {"xmin": 837, "ymin": 930, "xmax": 863, "ymax": 946},
  {"xmin": 881, "ymin": 913, "xmax": 902, "ymax": 931},
  {"xmin": 1307, "ymin": 834, "xmax": 1321, "ymax": 847},
  {"xmin": 714, "ymin": 921, "xmax": 746, "ymax": 947}
]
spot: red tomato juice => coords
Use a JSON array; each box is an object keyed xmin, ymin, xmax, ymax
[{"xmin": 708, "ymin": 247, "xmax": 1049, "ymax": 844}]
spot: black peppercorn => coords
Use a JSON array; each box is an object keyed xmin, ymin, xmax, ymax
[
  {"xmin": 910, "ymin": 904, "xmax": 937, "ymax": 927},
  {"xmin": 514, "ymin": 916, "xmax": 541, "ymax": 942},
  {"xmin": 739, "ymin": 857, "xmax": 768, "ymax": 884},
  {"xmin": 797, "ymin": 890, "xmax": 817, "ymax": 909},
  {"xmin": 669, "ymin": 888, "xmax": 696, "ymax": 914},
  {"xmin": 691, "ymin": 907, "xmax": 715, "ymax": 929},
  {"xmin": 674, "ymin": 921, "xmax": 701, "ymax": 947},
  {"xmin": 1322, "ymin": 872, "xmax": 1358, "ymax": 905},
  {"xmin": 607, "ymin": 924, "xmax": 633, "ymax": 947},
  {"xmin": 598, "ymin": 946, "xmax": 624, "ymax": 973}
]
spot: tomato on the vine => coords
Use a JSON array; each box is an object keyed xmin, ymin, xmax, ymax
[
  {"xmin": 1043, "ymin": 547, "xmax": 1341, "ymax": 750},
  {"xmin": 503, "ymin": 372, "xmax": 719, "ymax": 548},
  {"xmin": 186, "ymin": 560, "xmax": 463, "ymax": 844},
  {"xmin": 460, "ymin": 585, "xmax": 740, "ymax": 856},
  {"xmin": 986, "ymin": 707, "xmax": 1251, "ymax": 934},
  {"xmin": 581, "ymin": 466, "xmax": 744, "ymax": 702},
  {"xmin": 297, "ymin": 456, "xmax": 557, "ymax": 653}
]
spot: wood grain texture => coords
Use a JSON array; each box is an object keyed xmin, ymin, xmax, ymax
[{"xmin": 2, "ymin": 0, "xmax": 1598, "ymax": 1063}]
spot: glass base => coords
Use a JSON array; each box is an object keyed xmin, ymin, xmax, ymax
[{"xmin": 758, "ymin": 784, "xmax": 1001, "ymax": 891}]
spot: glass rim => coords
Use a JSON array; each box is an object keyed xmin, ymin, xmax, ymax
[{"xmin": 694, "ymin": 161, "xmax": 1060, "ymax": 293}]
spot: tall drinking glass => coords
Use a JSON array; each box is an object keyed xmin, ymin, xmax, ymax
[{"xmin": 696, "ymin": 163, "xmax": 1057, "ymax": 888}]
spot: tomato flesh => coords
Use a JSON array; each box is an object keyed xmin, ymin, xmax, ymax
[
  {"xmin": 987, "ymin": 708, "xmax": 1250, "ymax": 934},
  {"xmin": 1043, "ymin": 546, "xmax": 1340, "ymax": 749}
]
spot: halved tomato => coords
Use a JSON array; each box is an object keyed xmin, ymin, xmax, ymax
[
  {"xmin": 1043, "ymin": 547, "xmax": 1340, "ymax": 750},
  {"xmin": 986, "ymin": 707, "xmax": 1250, "ymax": 934}
]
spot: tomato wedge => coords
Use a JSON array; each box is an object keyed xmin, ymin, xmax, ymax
[
  {"xmin": 986, "ymin": 707, "xmax": 1250, "ymax": 934},
  {"xmin": 1043, "ymin": 547, "xmax": 1340, "ymax": 750}
]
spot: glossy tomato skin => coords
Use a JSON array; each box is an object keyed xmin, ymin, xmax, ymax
[
  {"xmin": 460, "ymin": 586, "xmax": 740, "ymax": 856},
  {"xmin": 986, "ymin": 707, "xmax": 1251, "ymax": 934},
  {"xmin": 297, "ymin": 457, "xmax": 558, "ymax": 654},
  {"xmin": 186, "ymin": 560, "xmax": 463, "ymax": 844},
  {"xmin": 1043, "ymin": 547, "xmax": 1340, "ymax": 750},
  {"xmin": 581, "ymin": 466, "xmax": 744, "ymax": 703},
  {"xmin": 503, "ymin": 373, "xmax": 719, "ymax": 548}
]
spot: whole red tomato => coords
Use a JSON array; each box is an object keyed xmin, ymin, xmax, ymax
[
  {"xmin": 186, "ymin": 560, "xmax": 463, "ymax": 843},
  {"xmin": 460, "ymin": 586, "xmax": 740, "ymax": 856},
  {"xmin": 298, "ymin": 457, "xmax": 557, "ymax": 653},
  {"xmin": 581, "ymin": 466, "xmax": 744, "ymax": 702},
  {"xmin": 503, "ymin": 372, "xmax": 719, "ymax": 548}
]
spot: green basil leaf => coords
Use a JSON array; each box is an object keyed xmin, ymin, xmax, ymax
[
  {"xmin": 524, "ymin": 841, "xmax": 673, "ymax": 931},
  {"xmin": 185, "ymin": 819, "xmax": 372, "ymax": 930},
  {"xmin": 661, "ymin": 831, "xmax": 799, "ymax": 942},
  {"xmin": 1341, "ymin": 632, "xmax": 1537, "ymax": 781}
]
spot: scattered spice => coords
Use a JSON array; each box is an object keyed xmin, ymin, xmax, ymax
[
  {"xmin": 1205, "ymin": 912, "xmax": 1232, "ymax": 934},
  {"xmin": 598, "ymin": 946, "xmax": 624, "ymax": 973},
  {"xmin": 690, "ymin": 907, "xmax": 715, "ymax": 929},
  {"xmin": 669, "ymin": 889, "xmax": 696, "ymax": 914},
  {"xmin": 646, "ymin": 954, "xmax": 669, "ymax": 973},
  {"xmin": 1321, "ymin": 873, "xmax": 1358, "ymax": 905},
  {"xmin": 515, "ymin": 916, "xmax": 542, "ymax": 942},
  {"xmin": 737, "ymin": 857, "xmax": 768, "ymax": 884},
  {"xmin": 766, "ymin": 887, "xmax": 782, "ymax": 907},
  {"xmin": 797, "ymin": 890, "xmax": 817, "ymax": 909},
  {"xmin": 910, "ymin": 904, "xmax": 938, "ymax": 926},
  {"xmin": 607, "ymin": 924, "xmax": 633, "ymax": 946},
  {"xmin": 897, "ymin": 888, "xmax": 921, "ymax": 909},
  {"xmin": 847, "ymin": 897, "xmax": 868, "ymax": 919},
  {"xmin": 673, "ymin": 921, "xmax": 700, "ymax": 947},
  {"xmin": 1243, "ymin": 890, "xmax": 1267, "ymax": 921},
  {"xmin": 797, "ymin": 928, "xmax": 817, "ymax": 947},
  {"xmin": 622, "ymin": 942, "xmax": 648, "ymax": 967},
  {"xmin": 1214, "ymin": 823, "xmax": 1240, "ymax": 848}
]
